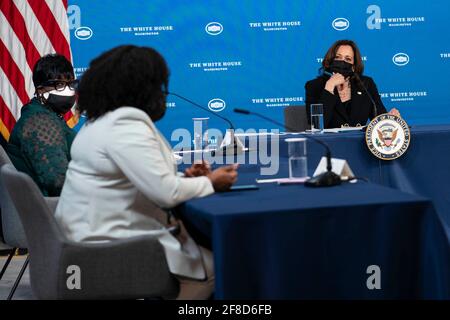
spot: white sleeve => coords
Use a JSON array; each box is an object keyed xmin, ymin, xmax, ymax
[{"xmin": 106, "ymin": 116, "xmax": 214, "ymax": 208}]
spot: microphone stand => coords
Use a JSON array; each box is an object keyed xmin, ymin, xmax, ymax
[
  {"xmin": 352, "ymin": 75, "xmax": 410, "ymax": 130},
  {"xmin": 168, "ymin": 92, "xmax": 244, "ymax": 156},
  {"xmin": 233, "ymin": 108, "xmax": 341, "ymax": 187}
]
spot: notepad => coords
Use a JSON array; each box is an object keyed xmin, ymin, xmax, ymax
[{"xmin": 256, "ymin": 177, "xmax": 309, "ymax": 184}]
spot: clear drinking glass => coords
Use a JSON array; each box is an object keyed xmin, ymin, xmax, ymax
[
  {"xmin": 310, "ymin": 104, "xmax": 324, "ymax": 133},
  {"xmin": 192, "ymin": 117, "xmax": 209, "ymax": 150},
  {"xmin": 285, "ymin": 138, "xmax": 308, "ymax": 179}
]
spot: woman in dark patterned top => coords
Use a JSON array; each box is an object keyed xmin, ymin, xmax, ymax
[{"xmin": 7, "ymin": 54, "xmax": 77, "ymax": 196}]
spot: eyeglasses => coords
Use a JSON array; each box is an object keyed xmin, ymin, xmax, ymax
[{"xmin": 39, "ymin": 79, "xmax": 79, "ymax": 91}]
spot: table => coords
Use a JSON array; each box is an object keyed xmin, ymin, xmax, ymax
[
  {"xmin": 179, "ymin": 181, "xmax": 449, "ymax": 299},
  {"xmin": 276, "ymin": 124, "xmax": 450, "ymax": 227},
  {"xmin": 176, "ymin": 124, "xmax": 450, "ymax": 299},
  {"xmin": 182, "ymin": 124, "xmax": 450, "ymax": 226}
]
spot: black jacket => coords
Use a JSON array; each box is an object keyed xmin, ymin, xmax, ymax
[{"xmin": 304, "ymin": 75, "xmax": 386, "ymax": 128}]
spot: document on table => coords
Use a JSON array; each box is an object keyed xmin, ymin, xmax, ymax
[
  {"xmin": 302, "ymin": 126, "xmax": 366, "ymax": 133},
  {"xmin": 256, "ymin": 177, "xmax": 310, "ymax": 184}
]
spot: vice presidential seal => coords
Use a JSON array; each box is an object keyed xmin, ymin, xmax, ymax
[{"xmin": 365, "ymin": 114, "xmax": 410, "ymax": 160}]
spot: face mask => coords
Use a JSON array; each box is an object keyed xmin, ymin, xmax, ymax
[
  {"xmin": 42, "ymin": 87, "xmax": 76, "ymax": 115},
  {"xmin": 329, "ymin": 60, "xmax": 354, "ymax": 77}
]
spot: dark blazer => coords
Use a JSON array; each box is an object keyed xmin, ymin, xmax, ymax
[{"xmin": 305, "ymin": 75, "xmax": 387, "ymax": 128}]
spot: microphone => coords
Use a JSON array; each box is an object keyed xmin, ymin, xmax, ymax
[
  {"xmin": 233, "ymin": 108, "xmax": 341, "ymax": 187},
  {"xmin": 167, "ymin": 91, "xmax": 244, "ymax": 155},
  {"xmin": 353, "ymin": 73, "xmax": 378, "ymax": 120}
]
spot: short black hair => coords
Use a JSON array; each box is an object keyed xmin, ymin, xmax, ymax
[
  {"xmin": 32, "ymin": 54, "xmax": 74, "ymax": 88},
  {"xmin": 77, "ymin": 45, "xmax": 169, "ymax": 122}
]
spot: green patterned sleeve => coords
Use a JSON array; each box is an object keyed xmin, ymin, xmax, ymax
[{"xmin": 20, "ymin": 112, "xmax": 70, "ymax": 196}]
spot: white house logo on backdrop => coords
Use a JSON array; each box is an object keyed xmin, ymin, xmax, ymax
[
  {"xmin": 189, "ymin": 61, "xmax": 243, "ymax": 72},
  {"xmin": 74, "ymin": 26, "xmax": 93, "ymax": 40},
  {"xmin": 208, "ymin": 99, "xmax": 226, "ymax": 112},
  {"xmin": 67, "ymin": 5, "xmax": 93, "ymax": 40},
  {"xmin": 441, "ymin": 53, "xmax": 450, "ymax": 59},
  {"xmin": 249, "ymin": 20, "xmax": 301, "ymax": 32},
  {"xmin": 380, "ymin": 91, "xmax": 427, "ymax": 103},
  {"xmin": 366, "ymin": 5, "xmax": 425, "ymax": 29},
  {"xmin": 120, "ymin": 25, "xmax": 174, "ymax": 37},
  {"xmin": 252, "ymin": 96, "xmax": 304, "ymax": 108},
  {"xmin": 392, "ymin": 53, "xmax": 409, "ymax": 66},
  {"xmin": 74, "ymin": 67, "xmax": 88, "ymax": 79},
  {"xmin": 332, "ymin": 18, "xmax": 350, "ymax": 31},
  {"xmin": 205, "ymin": 22, "xmax": 223, "ymax": 35}
]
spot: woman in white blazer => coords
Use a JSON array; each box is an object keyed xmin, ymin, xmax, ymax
[{"xmin": 54, "ymin": 46, "xmax": 238, "ymax": 299}]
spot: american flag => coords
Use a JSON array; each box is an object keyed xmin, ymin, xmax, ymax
[{"xmin": 0, "ymin": 0, "xmax": 77, "ymax": 142}]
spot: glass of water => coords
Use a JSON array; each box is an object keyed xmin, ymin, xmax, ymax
[
  {"xmin": 192, "ymin": 117, "xmax": 209, "ymax": 150},
  {"xmin": 285, "ymin": 138, "xmax": 308, "ymax": 179},
  {"xmin": 310, "ymin": 104, "xmax": 324, "ymax": 133}
]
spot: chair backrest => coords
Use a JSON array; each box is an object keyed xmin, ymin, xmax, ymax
[
  {"xmin": 1, "ymin": 164, "xmax": 179, "ymax": 300},
  {"xmin": 0, "ymin": 145, "xmax": 12, "ymax": 166},
  {"xmin": 284, "ymin": 105, "xmax": 309, "ymax": 132},
  {"xmin": 1, "ymin": 164, "xmax": 65, "ymax": 298},
  {"xmin": 0, "ymin": 146, "xmax": 27, "ymax": 248},
  {"xmin": 1, "ymin": 164, "xmax": 65, "ymax": 251}
]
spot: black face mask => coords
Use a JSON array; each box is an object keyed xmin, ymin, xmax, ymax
[
  {"xmin": 328, "ymin": 60, "xmax": 354, "ymax": 77},
  {"xmin": 45, "ymin": 93, "xmax": 76, "ymax": 115},
  {"xmin": 39, "ymin": 87, "xmax": 76, "ymax": 115}
]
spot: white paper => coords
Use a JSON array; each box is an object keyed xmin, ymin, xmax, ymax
[
  {"xmin": 256, "ymin": 177, "xmax": 309, "ymax": 184},
  {"xmin": 303, "ymin": 126, "xmax": 365, "ymax": 133},
  {"xmin": 312, "ymin": 157, "xmax": 355, "ymax": 178},
  {"xmin": 235, "ymin": 132, "xmax": 284, "ymax": 137},
  {"xmin": 323, "ymin": 126, "xmax": 365, "ymax": 133}
]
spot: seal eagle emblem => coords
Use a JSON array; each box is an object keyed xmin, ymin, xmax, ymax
[{"xmin": 365, "ymin": 114, "xmax": 410, "ymax": 160}]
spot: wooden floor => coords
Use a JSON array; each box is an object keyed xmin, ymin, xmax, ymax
[{"xmin": 0, "ymin": 254, "xmax": 34, "ymax": 300}]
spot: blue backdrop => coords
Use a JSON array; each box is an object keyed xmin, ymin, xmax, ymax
[{"xmin": 67, "ymin": 0, "xmax": 450, "ymax": 143}]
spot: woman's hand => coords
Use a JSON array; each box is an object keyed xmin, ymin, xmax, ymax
[
  {"xmin": 184, "ymin": 160, "xmax": 211, "ymax": 177},
  {"xmin": 325, "ymin": 73, "xmax": 347, "ymax": 93},
  {"xmin": 388, "ymin": 108, "xmax": 401, "ymax": 117},
  {"xmin": 207, "ymin": 164, "xmax": 239, "ymax": 192}
]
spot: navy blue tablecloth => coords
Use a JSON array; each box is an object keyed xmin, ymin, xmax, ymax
[
  {"xmin": 276, "ymin": 124, "xmax": 450, "ymax": 227},
  {"xmin": 191, "ymin": 124, "xmax": 450, "ymax": 226},
  {"xmin": 177, "ymin": 124, "xmax": 450, "ymax": 299},
  {"xmin": 179, "ymin": 180, "xmax": 450, "ymax": 299}
]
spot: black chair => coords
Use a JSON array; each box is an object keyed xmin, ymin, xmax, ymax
[{"xmin": 284, "ymin": 105, "xmax": 309, "ymax": 132}]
